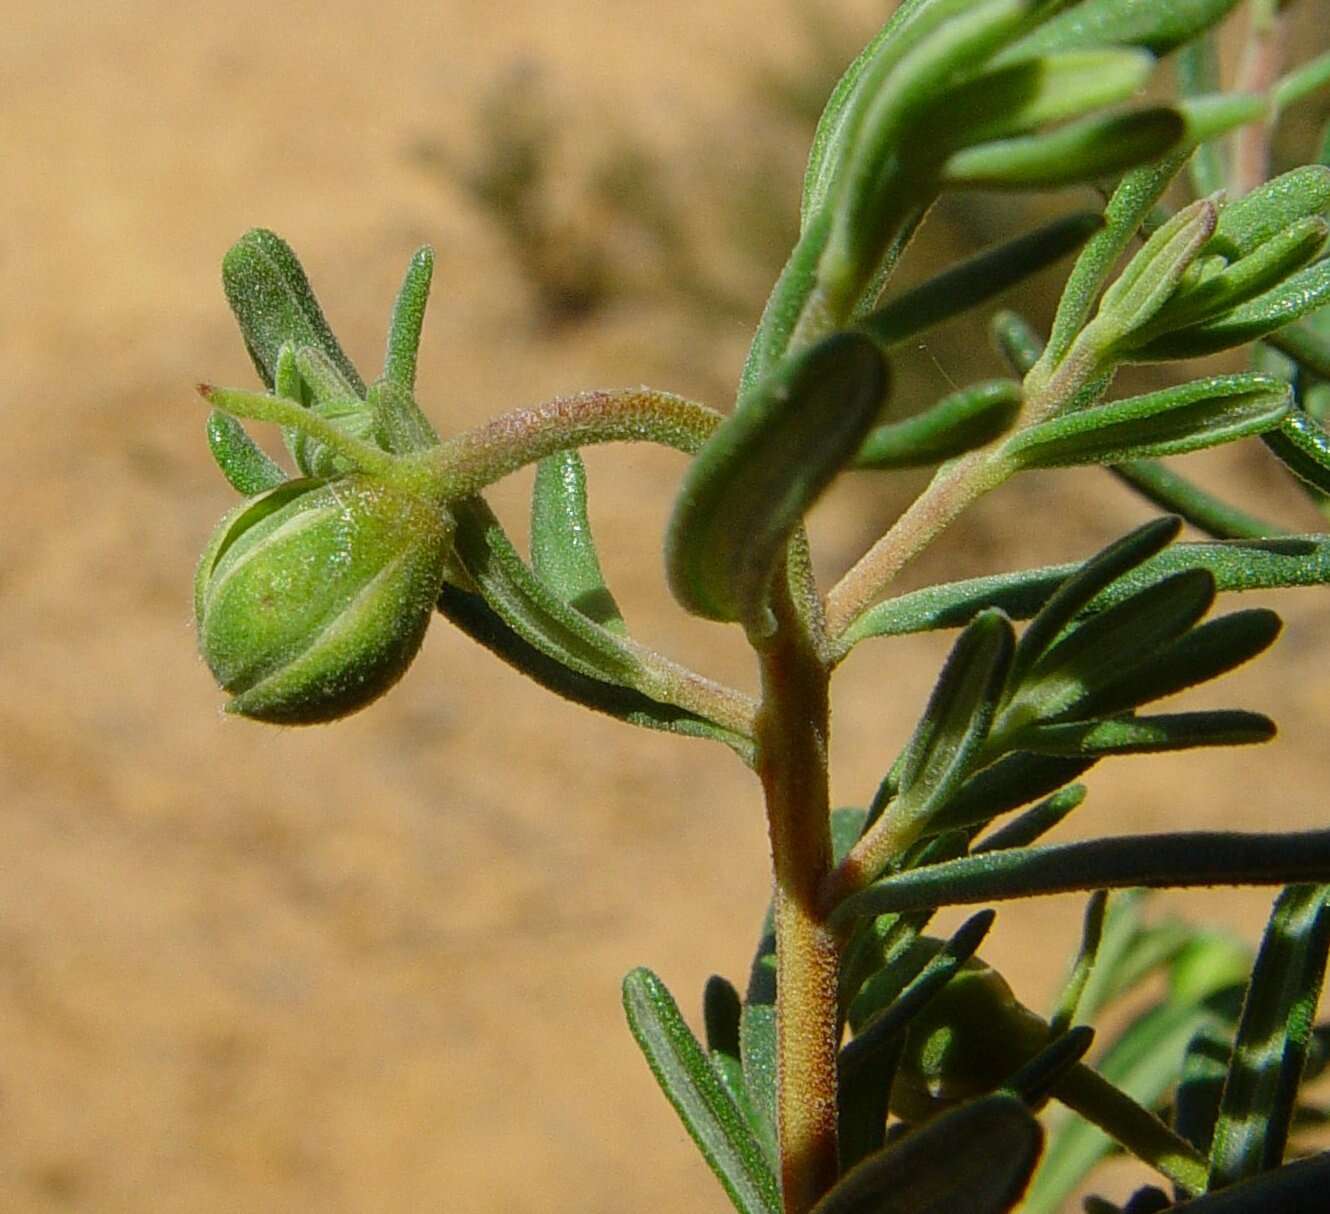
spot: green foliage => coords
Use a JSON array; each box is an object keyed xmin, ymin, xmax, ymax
[{"xmin": 184, "ymin": 2, "xmax": 1330, "ymax": 1212}]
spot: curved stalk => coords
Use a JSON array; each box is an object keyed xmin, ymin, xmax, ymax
[{"xmin": 424, "ymin": 389, "xmax": 723, "ymax": 497}]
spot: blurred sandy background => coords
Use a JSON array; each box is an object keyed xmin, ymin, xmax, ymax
[{"xmin": 4, "ymin": 1, "xmax": 1330, "ymax": 1210}]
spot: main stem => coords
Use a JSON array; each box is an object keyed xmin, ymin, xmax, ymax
[{"xmin": 754, "ymin": 582, "xmax": 840, "ymax": 1214}]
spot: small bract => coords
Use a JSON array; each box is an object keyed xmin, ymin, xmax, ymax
[{"xmin": 195, "ymin": 475, "xmax": 453, "ymax": 724}]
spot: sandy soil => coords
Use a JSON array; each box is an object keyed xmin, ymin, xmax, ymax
[{"xmin": 4, "ymin": 2, "xmax": 1330, "ymax": 1210}]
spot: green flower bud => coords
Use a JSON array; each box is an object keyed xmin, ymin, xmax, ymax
[
  {"xmin": 890, "ymin": 949, "xmax": 1050, "ymax": 1122},
  {"xmin": 195, "ymin": 475, "xmax": 453, "ymax": 724}
]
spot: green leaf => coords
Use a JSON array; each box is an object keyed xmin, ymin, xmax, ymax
[
  {"xmin": 1016, "ymin": 711, "xmax": 1276, "ymax": 757},
  {"xmin": 1270, "ymin": 321, "xmax": 1330, "ymax": 381},
  {"xmin": 435, "ymin": 582, "xmax": 755, "ymax": 762},
  {"xmin": 205, "ymin": 410, "xmax": 288, "ymax": 495},
  {"xmin": 831, "ymin": 831, "xmax": 1330, "ymax": 924},
  {"xmin": 667, "ymin": 332, "xmax": 888, "ymax": 631},
  {"xmin": 1092, "ymin": 197, "xmax": 1219, "ymax": 347},
  {"xmin": 1274, "ymin": 51, "xmax": 1330, "ymax": 115},
  {"xmin": 530, "ymin": 450, "xmax": 626, "ymax": 635},
  {"xmin": 855, "ymin": 381, "xmax": 1020, "ymax": 470},
  {"xmin": 839, "ymin": 534, "xmax": 1330, "ymax": 647},
  {"xmin": 1054, "ymin": 608, "xmax": 1282, "ymax": 724},
  {"xmin": 382, "ymin": 245, "xmax": 433, "ymax": 391},
  {"xmin": 740, "ymin": 1003, "xmax": 778, "ymax": 1170},
  {"xmin": 1008, "ymin": 515, "xmax": 1182, "ymax": 689},
  {"xmin": 941, "ymin": 108, "xmax": 1185, "ymax": 191},
  {"xmin": 221, "ymin": 228, "xmax": 365, "ymax": 394},
  {"xmin": 801, "ymin": 0, "xmax": 965, "ymax": 231},
  {"xmin": 1131, "ymin": 260, "xmax": 1330, "ymax": 361},
  {"xmin": 918, "ymin": 49, "xmax": 1155, "ymax": 150},
  {"xmin": 838, "ymin": 911, "xmax": 996, "ymax": 1170},
  {"xmin": 1205, "ymin": 166, "xmax": 1330, "ymax": 261},
  {"xmin": 369, "ymin": 378, "xmax": 441, "ymax": 456},
  {"xmin": 622, "ymin": 968, "xmax": 781, "ymax": 1214},
  {"xmin": 1026, "ymin": 999, "xmax": 1231, "ymax": 1214},
  {"xmin": 1050, "ymin": 892, "xmax": 1109, "ymax": 1035},
  {"xmin": 1109, "ymin": 461, "xmax": 1285, "ymax": 541},
  {"xmin": 1263, "ymin": 410, "xmax": 1330, "ymax": 496},
  {"xmin": 1170, "ymin": 1150, "xmax": 1330, "ymax": 1211},
  {"xmin": 704, "ymin": 975, "xmax": 743, "ymax": 1059},
  {"xmin": 1006, "ymin": 1024, "xmax": 1096, "ymax": 1109},
  {"xmin": 811, "ymin": 1093, "xmax": 1043, "ymax": 1214},
  {"xmin": 1209, "ymin": 885, "xmax": 1330, "ymax": 1189},
  {"xmin": 1005, "ymin": 0, "xmax": 1242, "ymax": 57},
  {"xmin": 972, "ymin": 784, "xmax": 1088, "ymax": 853},
  {"xmin": 891, "ymin": 611, "xmax": 1015, "ymax": 839},
  {"xmin": 451, "ymin": 497, "xmax": 641, "ymax": 685},
  {"xmin": 1008, "ymin": 569, "xmax": 1217, "ymax": 723},
  {"xmin": 820, "ymin": 0, "xmax": 1038, "ymax": 307},
  {"xmin": 1175, "ymin": 1024, "xmax": 1233, "ymax": 1154},
  {"xmin": 1138, "ymin": 217, "xmax": 1329, "ymax": 340},
  {"xmin": 991, "ymin": 309, "xmax": 1046, "ymax": 375},
  {"xmin": 857, "ymin": 213, "xmax": 1102, "ymax": 349},
  {"xmin": 1042, "ymin": 154, "xmax": 1188, "ymax": 369},
  {"xmin": 1000, "ymin": 374, "xmax": 1291, "ymax": 470},
  {"xmin": 936, "ymin": 755, "xmax": 1095, "ymax": 839}
]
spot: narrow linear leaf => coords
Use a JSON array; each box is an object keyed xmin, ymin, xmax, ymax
[
  {"xmin": 668, "ymin": 332, "xmax": 888, "ymax": 631},
  {"xmin": 941, "ymin": 108, "xmax": 1185, "ymax": 191},
  {"xmin": 1109, "ymin": 461, "xmax": 1285, "ymax": 541},
  {"xmin": 858, "ymin": 213, "xmax": 1102, "ymax": 349},
  {"xmin": 1130, "ymin": 260, "xmax": 1330, "ymax": 361},
  {"xmin": 221, "ymin": 228, "xmax": 365, "ymax": 394},
  {"xmin": 1051, "ymin": 893, "xmax": 1110, "ymax": 1035},
  {"xmin": 832, "ymin": 831, "xmax": 1330, "ymax": 924},
  {"xmin": 1000, "ymin": 374, "xmax": 1291, "ymax": 469},
  {"xmin": 1175, "ymin": 1024, "xmax": 1233, "ymax": 1155},
  {"xmin": 383, "ymin": 245, "xmax": 433, "ymax": 391},
  {"xmin": 839, "ymin": 534, "xmax": 1330, "ymax": 647},
  {"xmin": 823, "ymin": 0, "xmax": 1037, "ymax": 304},
  {"xmin": 1009, "ymin": 516, "xmax": 1181, "ymax": 689},
  {"xmin": 1005, "ymin": 0, "xmax": 1243, "ymax": 58},
  {"xmin": 622, "ymin": 968, "xmax": 781, "ymax": 1214},
  {"xmin": 1206, "ymin": 165, "xmax": 1330, "ymax": 261},
  {"xmin": 1274, "ymin": 51, "xmax": 1330, "ymax": 114},
  {"xmin": 812, "ymin": 1093, "xmax": 1042, "ymax": 1214},
  {"xmin": 1269, "ymin": 321, "xmax": 1330, "ymax": 381},
  {"xmin": 1209, "ymin": 885, "xmax": 1330, "ymax": 1189},
  {"xmin": 1059, "ymin": 608, "xmax": 1282, "ymax": 724},
  {"xmin": 855, "ymin": 381, "xmax": 1020, "ymax": 469},
  {"xmin": 740, "ymin": 1003, "xmax": 778, "ymax": 1170},
  {"xmin": 370, "ymin": 378, "xmax": 440, "ymax": 457},
  {"xmin": 1138, "ymin": 217, "xmax": 1329, "ymax": 340},
  {"xmin": 1042, "ymin": 153, "xmax": 1188, "ymax": 368},
  {"xmin": 435, "ymin": 583, "xmax": 755, "ymax": 762},
  {"xmin": 1011, "ymin": 569, "xmax": 1217, "ymax": 723},
  {"xmin": 1017, "ymin": 711, "xmax": 1276, "ymax": 758},
  {"xmin": 992, "ymin": 308, "xmax": 1046, "ymax": 375},
  {"xmin": 801, "ymin": 0, "xmax": 968, "ymax": 229},
  {"xmin": 451, "ymin": 497, "xmax": 641, "ymax": 686},
  {"xmin": 1006, "ymin": 1024, "xmax": 1096, "ymax": 1109},
  {"xmin": 1027, "ymin": 997, "xmax": 1238, "ymax": 1214},
  {"xmin": 1263, "ymin": 409, "xmax": 1330, "ymax": 496},
  {"xmin": 935, "ymin": 754, "xmax": 1095, "ymax": 839},
  {"xmin": 531, "ymin": 450, "xmax": 626, "ymax": 634},
  {"xmin": 972, "ymin": 784, "xmax": 1088, "ymax": 854},
  {"xmin": 704, "ymin": 975, "xmax": 743, "ymax": 1059},
  {"xmin": 893, "ymin": 610, "xmax": 1015, "ymax": 833},
  {"xmin": 205, "ymin": 410, "xmax": 287, "ymax": 495},
  {"xmin": 1170, "ymin": 1150, "xmax": 1330, "ymax": 1211},
  {"xmin": 839, "ymin": 910, "xmax": 996, "ymax": 1170},
  {"xmin": 920, "ymin": 50, "xmax": 1155, "ymax": 151},
  {"xmin": 1095, "ymin": 197, "xmax": 1218, "ymax": 344}
]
